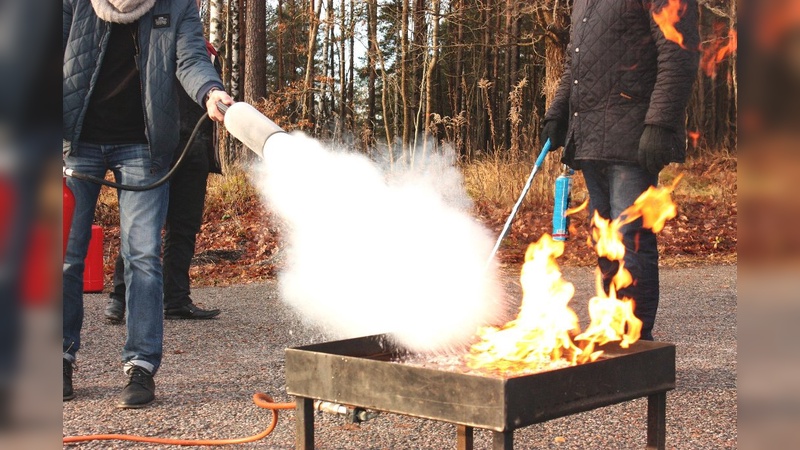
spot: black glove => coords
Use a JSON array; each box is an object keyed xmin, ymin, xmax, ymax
[
  {"xmin": 638, "ymin": 125, "xmax": 677, "ymax": 175},
  {"xmin": 541, "ymin": 119, "xmax": 567, "ymax": 150}
]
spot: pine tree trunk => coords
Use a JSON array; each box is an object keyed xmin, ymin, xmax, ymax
[
  {"xmin": 244, "ymin": 0, "xmax": 267, "ymax": 103},
  {"xmin": 411, "ymin": 0, "xmax": 427, "ymax": 155},
  {"xmin": 302, "ymin": 0, "xmax": 324, "ymax": 128},
  {"xmin": 454, "ymin": 0, "xmax": 466, "ymax": 157},
  {"xmin": 339, "ymin": 0, "xmax": 348, "ymax": 141},
  {"xmin": 347, "ymin": 0, "xmax": 355, "ymax": 136},
  {"xmin": 423, "ymin": 0, "xmax": 440, "ymax": 157},
  {"xmin": 400, "ymin": 0, "xmax": 410, "ymax": 156},
  {"xmin": 236, "ymin": 0, "xmax": 245, "ymax": 96},
  {"xmin": 320, "ymin": 0, "xmax": 333, "ymax": 133},
  {"xmin": 276, "ymin": 0, "xmax": 284, "ymax": 90},
  {"xmin": 543, "ymin": 0, "xmax": 569, "ymax": 110},
  {"xmin": 481, "ymin": 0, "xmax": 495, "ymax": 153},
  {"xmin": 366, "ymin": 0, "xmax": 377, "ymax": 142}
]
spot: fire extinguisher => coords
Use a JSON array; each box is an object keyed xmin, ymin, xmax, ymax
[
  {"xmin": 552, "ymin": 165, "xmax": 573, "ymax": 241},
  {"xmin": 63, "ymin": 177, "xmax": 75, "ymax": 260}
]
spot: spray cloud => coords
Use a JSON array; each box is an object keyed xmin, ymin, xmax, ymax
[{"xmin": 250, "ymin": 133, "xmax": 503, "ymax": 353}]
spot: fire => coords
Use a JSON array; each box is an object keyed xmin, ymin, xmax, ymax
[
  {"xmin": 652, "ymin": 0, "xmax": 688, "ymax": 49},
  {"xmin": 467, "ymin": 177, "xmax": 682, "ymax": 375},
  {"xmin": 467, "ymin": 235, "xmax": 582, "ymax": 373},
  {"xmin": 701, "ymin": 27, "xmax": 737, "ymax": 78},
  {"xmin": 628, "ymin": 174, "xmax": 681, "ymax": 233}
]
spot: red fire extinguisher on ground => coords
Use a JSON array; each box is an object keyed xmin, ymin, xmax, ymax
[{"xmin": 62, "ymin": 176, "xmax": 105, "ymax": 293}]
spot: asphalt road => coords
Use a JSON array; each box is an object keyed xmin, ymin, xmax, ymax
[{"xmin": 62, "ymin": 264, "xmax": 736, "ymax": 449}]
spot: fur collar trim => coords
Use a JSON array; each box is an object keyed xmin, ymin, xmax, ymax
[{"xmin": 91, "ymin": 0, "xmax": 156, "ymax": 24}]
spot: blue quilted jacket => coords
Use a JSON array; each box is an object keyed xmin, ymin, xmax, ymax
[
  {"xmin": 545, "ymin": 0, "xmax": 700, "ymax": 167},
  {"xmin": 63, "ymin": 0, "xmax": 224, "ymax": 170}
]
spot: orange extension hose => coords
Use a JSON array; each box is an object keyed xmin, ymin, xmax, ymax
[{"xmin": 63, "ymin": 393, "xmax": 296, "ymax": 446}]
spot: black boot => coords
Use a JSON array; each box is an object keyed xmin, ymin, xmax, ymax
[
  {"xmin": 117, "ymin": 366, "xmax": 155, "ymax": 409},
  {"xmin": 63, "ymin": 359, "xmax": 75, "ymax": 401},
  {"xmin": 104, "ymin": 296, "xmax": 125, "ymax": 323},
  {"xmin": 165, "ymin": 302, "xmax": 220, "ymax": 320},
  {"xmin": 106, "ymin": 254, "xmax": 126, "ymax": 323}
]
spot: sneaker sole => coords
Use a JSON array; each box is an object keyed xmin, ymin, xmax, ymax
[{"xmin": 63, "ymin": 393, "xmax": 75, "ymax": 401}]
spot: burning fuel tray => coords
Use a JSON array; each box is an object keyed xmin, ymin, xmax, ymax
[{"xmin": 286, "ymin": 334, "xmax": 675, "ymax": 449}]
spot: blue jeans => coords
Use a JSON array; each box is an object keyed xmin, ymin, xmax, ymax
[
  {"xmin": 63, "ymin": 143, "xmax": 169, "ymax": 374},
  {"xmin": 581, "ymin": 162, "xmax": 659, "ymax": 340}
]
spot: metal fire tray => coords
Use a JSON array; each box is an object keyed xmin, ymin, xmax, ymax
[{"xmin": 285, "ymin": 334, "xmax": 675, "ymax": 450}]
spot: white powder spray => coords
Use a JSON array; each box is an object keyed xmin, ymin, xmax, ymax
[{"xmin": 250, "ymin": 133, "xmax": 504, "ymax": 353}]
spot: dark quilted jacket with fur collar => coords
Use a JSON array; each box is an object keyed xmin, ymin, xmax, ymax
[{"xmin": 63, "ymin": 0, "xmax": 224, "ymax": 170}]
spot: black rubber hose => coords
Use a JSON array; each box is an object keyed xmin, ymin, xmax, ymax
[{"xmin": 63, "ymin": 111, "xmax": 212, "ymax": 191}]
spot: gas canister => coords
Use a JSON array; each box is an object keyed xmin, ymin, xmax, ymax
[{"xmin": 552, "ymin": 167, "xmax": 573, "ymax": 241}]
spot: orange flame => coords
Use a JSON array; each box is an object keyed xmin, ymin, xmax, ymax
[
  {"xmin": 627, "ymin": 174, "xmax": 681, "ymax": 233},
  {"xmin": 701, "ymin": 28, "xmax": 737, "ymax": 78},
  {"xmin": 652, "ymin": 0, "xmax": 688, "ymax": 49},
  {"xmin": 466, "ymin": 178, "xmax": 682, "ymax": 375},
  {"xmin": 575, "ymin": 291, "xmax": 642, "ymax": 350},
  {"xmin": 566, "ymin": 199, "xmax": 589, "ymax": 216},
  {"xmin": 566, "ymin": 200, "xmax": 589, "ymax": 237},
  {"xmin": 467, "ymin": 235, "xmax": 582, "ymax": 373}
]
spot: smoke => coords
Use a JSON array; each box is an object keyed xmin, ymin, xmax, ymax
[{"xmin": 250, "ymin": 133, "xmax": 504, "ymax": 353}]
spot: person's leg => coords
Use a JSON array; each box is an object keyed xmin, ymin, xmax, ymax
[
  {"xmin": 582, "ymin": 162, "xmax": 660, "ymax": 340},
  {"xmin": 63, "ymin": 144, "xmax": 106, "ymax": 361},
  {"xmin": 104, "ymin": 252, "xmax": 126, "ymax": 322},
  {"xmin": 111, "ymin": 144, "xmax": 169, "ymax": 379},
  {"xmin": 63, "ymin": 143, "xmax": 106, "ymax": 399},
  {"xmin": 581, "ymin": 162, "xmax": 621, "ymax": 296},
  {"xmin": 162, "ymin": 159, "xmax": 208, "ymax": 311},
  {"xmin": 607, "ymin": 164, "xmax": 659, "ymax": 340}
]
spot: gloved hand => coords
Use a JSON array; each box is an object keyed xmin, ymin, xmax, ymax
[
  {"xmin": 541, "ymin": 119, "xmax": 567, "ymax": 150},
  {"xmin": 638, "ymin": 125, "xmax": 677, "ymax": 175}
]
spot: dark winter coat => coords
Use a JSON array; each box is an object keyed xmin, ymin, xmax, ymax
[
  {"xmin": 62, "ymin": 0, "xmax": 224, "ymax": 170},
  {"xmin": 544, "ymin": 0, "xmax": 700, "ymax": 168},
  {"xmin": 176, "ymin": 42, "xmax": 223, "ymax": 174}
]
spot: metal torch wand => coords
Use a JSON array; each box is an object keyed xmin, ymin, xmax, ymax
[{"xmin": 485, "ymin": 139, "xmax": 552, "ymax": 267}]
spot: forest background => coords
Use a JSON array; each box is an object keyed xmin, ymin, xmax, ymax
[{"xmin": 95, "ymin": 0, "xmax": 738, "ymax": 286}]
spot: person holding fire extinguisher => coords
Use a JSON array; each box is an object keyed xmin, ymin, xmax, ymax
[
  {"xmin": 63, "ymin": 0, "xmax": 233, "ymax": 408},
  {"xmin": 540, "ymin": 0, "xmax": 700, "ymax": 341}
]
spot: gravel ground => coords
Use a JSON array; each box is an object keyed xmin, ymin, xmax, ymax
[{"xmin": 62, "ymin": 264, "xmax": 736, "ymax": 449}]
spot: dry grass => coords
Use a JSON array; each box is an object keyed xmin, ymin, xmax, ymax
[
  {"xmin": 462, "ymin": 151, "xmax": 577, "ymax": 209},
  {"xmin": 94, "ymin": 180, "xmax": 119, "ymax": 227},
  {"xmin": 463, "ymin": 151, "xmax": 736, "ymax": 211},
  {"xmin": 665, "ymin": 150, "xmax": 737, "ymax": 204},
  {"xmin": 203, "ymin": 168, "xmax": 260, "ymax": 221},
  {"xmin": 92, "ymin": 167, "xmax": 261, "ymax": 226}
]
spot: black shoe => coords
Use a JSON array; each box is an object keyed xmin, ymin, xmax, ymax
[
  {"xmin": 164, "ymin": 303, "xmax": 221, "ymax": 320},
  {"xmin": 63, "ymin": 359, "xmax": 75, "ymax": 401},
  {"xmin": 104, "ymin": 297, "xmax": 125, "ymax": 323},
  {"xmin": 117, "ymin": 366, "xmax": 155, "ymax": 409}
]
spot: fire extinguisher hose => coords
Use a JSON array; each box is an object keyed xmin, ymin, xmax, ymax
[{"xmin": 63, "ymin": 112, "xmax": 212, "ymax": 191}]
